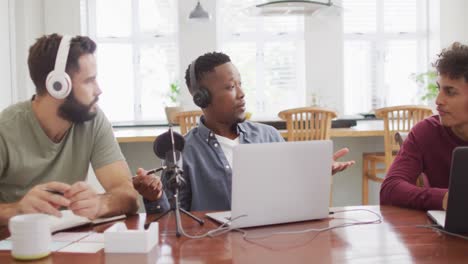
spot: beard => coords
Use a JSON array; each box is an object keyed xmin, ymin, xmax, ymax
[
  {"xmin": 234, "ymin": 110, "xmax": 247, "ymax": 124},
  {"xmin": 230, "ymin": 116, "xmax": 246, "ymax": 131},
  {"xmin": 58, "ymin": 93, "xmax": 99, "ymax": 124},
  {"xmin": 234, "ymin": 116, "xmax": 246, "ymax": 124}
]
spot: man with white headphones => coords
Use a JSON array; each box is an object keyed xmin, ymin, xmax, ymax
[{"xmin": 0, "ymin": 34, "xmax": 138, "ymax": 225}]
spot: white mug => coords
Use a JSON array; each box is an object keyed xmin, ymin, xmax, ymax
[{"xmin": 8, "ymin": 214, "xmax": 51, "ymax": 260}]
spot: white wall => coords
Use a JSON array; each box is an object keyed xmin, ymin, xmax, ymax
[
  {"xmin": 43, "ymin": 0, "xmax": 82, "ymax": 35},
  {"xmin": 440, "ymin": 0, "xmax": 468, "ymax": 48},
  {"xmin": 305, "ymin": 10, "xmax": 344, "ymax": 114},
  {"xmin": 13, "ymin": 0, "xmax": 45, "ymax": 101},
  {"xmin": 177, "ymin": 0, "xmax": 217, "ymax": 110},
  {"xmin": 427, "ymin": 0, "xmax": 440, "ymax": 63},
  {"xmin": 0, "ymin": 0, "xmax": 13, "ymax": 110}
]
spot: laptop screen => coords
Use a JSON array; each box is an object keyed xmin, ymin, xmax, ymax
[{"xmin": 444, "ymin": 147, "xmax": 468, "ymax": 233}]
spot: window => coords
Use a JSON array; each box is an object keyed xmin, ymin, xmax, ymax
[
  {"xmin": 343, "ymin": 0, "xmax": 429, "ymax": 114},
  {"xmin": 217, "ymin": 0, "xmax": 305, "ymax": 120},
  {"xmin": 85, "ymin": 0, "xmax": 179, "ymax": 123}
]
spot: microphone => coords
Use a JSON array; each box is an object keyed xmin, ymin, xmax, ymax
[
  {"xmin": 145, "ymin": 127, "xmax": 205, "ymax": 232},
  {"xmin": 153, "ymin": 127, "xmax": 185, "ymax": 164},
  {"xmin": 152, "ymin": 127, "xmax": 186, "ymax": 188}
]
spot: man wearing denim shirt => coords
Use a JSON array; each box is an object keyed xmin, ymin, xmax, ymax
[{"xmin": 134, "ymin": 52, "xmax": 354, "ymax": 212}]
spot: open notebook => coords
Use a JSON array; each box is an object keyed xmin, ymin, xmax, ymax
[{"xmin": 48, "ymin": 210, "xmax": 126, "ymax": 233}]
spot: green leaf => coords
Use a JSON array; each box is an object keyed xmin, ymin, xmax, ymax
[
  {"xmin": 167, "ymin": 82, "xmax": 180, "ymax": 105},
  {"xmin": 410, "ymin": 70, "xmax": 438, "ymax": 102}
]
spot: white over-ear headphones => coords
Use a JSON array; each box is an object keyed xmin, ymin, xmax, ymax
[{"xmin": 45, "ymin": 35, "xmax": 72, "ymax": 99}]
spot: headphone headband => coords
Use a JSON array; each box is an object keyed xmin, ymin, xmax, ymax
[
  {"xmin": 189, "ymin": 59, "xmax": 198, "ymax": 94},
  {"xmin": 55, "ymin": 35, "xmax": 72, "ymax": 74}
]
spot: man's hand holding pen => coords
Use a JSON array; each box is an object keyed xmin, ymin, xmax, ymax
[
  {"xmin": 14, "ymin": 169, "xmax": 163, "ymax": 218},
  {"xmin": 63, "ymin": 181, "xmax": 102, "ymax": 220},
  {"xmin": 15, "ymin": 182, "xmax": 71, "ymax": 217},
  {"xmin": 132, "ymin": 168, "xmax": 164, "ymax": 202},
  {"xmin": 14, "ymin": 180, "xmax": 104, "ymax": 220}
]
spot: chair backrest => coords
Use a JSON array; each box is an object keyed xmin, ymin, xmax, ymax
[
  {"xmin": 376, "ymin": 105, "xmax": 433, "ymax": 170},
  {"xmin": 278, "ymin": 107, "xmax": 337, "ymax": 141},
  {"xmin": 175, "ymin": 110, "xmax": 203, "ymax": 135}
]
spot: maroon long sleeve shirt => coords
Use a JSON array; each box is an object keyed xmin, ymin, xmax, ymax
[{"xmin": 380, "ymin": 115, "xmax": 468, "ymax": 210}]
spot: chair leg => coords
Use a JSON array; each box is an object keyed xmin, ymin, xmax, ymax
[
  {"xmin": 329, "ymin": 177, "xmax": 333, "ymax": 207},
  {"xmin": 362, "ymin": 157, "xmax": 369, "ymax": 205},
  {"xmin": 369, "ymin": 159, "xmax": 378, "ymax": 204}
]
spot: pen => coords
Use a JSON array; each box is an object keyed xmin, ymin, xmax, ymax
[
  {"xmin": 146, "ymin": 169, "xmax": 157, "ymax": 175},
  {"xmin": 146, "ymin": 167, "xmax": 165, "ymax": 176},
  {"xmin": 44, "ymin": 189, "xmax": 65, "ymax": 196},
  {"xmin": 131, "ymin": 167, "xmax": 166, "ymax": 179}
]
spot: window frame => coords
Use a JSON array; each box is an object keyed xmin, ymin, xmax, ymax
[
  {"xmin": 216, "ymin": 1, "xmax": 306, "ymax": 120},
  {"xmin": 343, "ymin": 0, "xmax": 430, "ymax": 114},
  {"xmin": 85, "ymin": 0, "xmax": 179, "ymax": 124}
]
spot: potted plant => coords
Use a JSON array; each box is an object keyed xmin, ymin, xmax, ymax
[
  {"xmin": 164, "ymin": 82, "xmax": 183, "ymax": 124},
  {"xmin": 411, "ymin": 70, "xmax": 438, "ymax": 103}
]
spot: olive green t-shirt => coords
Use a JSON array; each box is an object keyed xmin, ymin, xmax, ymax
[{"xmin": 0, "ymin": 100, "xmax": 125, "ymax": 203}]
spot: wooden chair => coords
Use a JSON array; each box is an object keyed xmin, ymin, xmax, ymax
[
  {"xmin": 362, "ymin": 105, "xmax": 433, "ymax": 205},
  {"xmin": 278, "ymin": 107, "xmax": 337, "ymax": 205},
  {"xmin": 174, "ymin": 110, "xmax": 203, "ymax": 135},
  {"xmin": 278, "ymin": 107, "xmax": 337, "ymax": 141}
]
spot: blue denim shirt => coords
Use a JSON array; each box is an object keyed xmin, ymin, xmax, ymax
[{"xmin": 144, "ymin": 118, "xmax": 284, "ymax": 213}]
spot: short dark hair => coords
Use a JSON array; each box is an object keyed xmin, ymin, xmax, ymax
[
  {"xmin": 184, "ymin": 52, "xmax": 231, "ymax": 94},
  {"xmin": 434, "ymin": 42, "xmax": 468, "ymax": 82},
  {"xmin": 28, "ymin": 33, "xmax": 97, "ymax": 95}
]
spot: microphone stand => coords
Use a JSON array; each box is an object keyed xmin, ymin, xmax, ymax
[{"xmin": 145, "ymin": 127, "xmax": 204, "ymax": 237}]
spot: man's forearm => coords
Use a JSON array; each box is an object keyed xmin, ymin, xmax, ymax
[
  {"xmin": 0, "ymin": 202, "xmax": 19, "ymax": 226},
  {"xmin": 97, "ymin": 187, "xmax": 139, "ymax": 218}
]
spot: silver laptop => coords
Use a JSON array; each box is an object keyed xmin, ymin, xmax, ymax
[
  {"xmin": 427, "ymin": 147, "xmax": 468, "ymax": 233},
  {"xmin": 206, "ymin": 140, "xmax": 332, "ymax": 228}
]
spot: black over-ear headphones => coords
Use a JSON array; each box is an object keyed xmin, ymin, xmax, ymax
[{"xmin": 189, "ymin": 59, "xmax": 211, "ymax": 108}]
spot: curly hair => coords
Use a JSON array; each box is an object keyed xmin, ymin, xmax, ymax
[
  {"xmin": 28, "ymin": 33, "xmax": 97, "ymax": 95},
  {"xmin": 434, "ymin": 42, "xmax": 468, "ymax": 82},
  {"xmin": 184, "ymin": 52, "xmax": 231, "ymax": 94}
]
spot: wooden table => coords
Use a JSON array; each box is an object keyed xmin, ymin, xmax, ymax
[
  {"xmin": 1, "ymin": 206, "xmax": 467, "ymax": 263},
  {"xmin": 114, "ymin": 120, "xmax": 384, "ymax": 143}
]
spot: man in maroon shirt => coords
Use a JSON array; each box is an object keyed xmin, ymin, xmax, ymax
[{"xmin": 380, "ymin": 42, "xmax": 468, "ymax": 211}]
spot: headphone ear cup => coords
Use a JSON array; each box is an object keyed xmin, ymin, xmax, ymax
[
  {"xmin": 193, "ymin": 88, "xmax": 211, "ymax": 108},
  {"xmin": 46, "ymin": 70, "xmax": 72, "ymax": 99}
]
